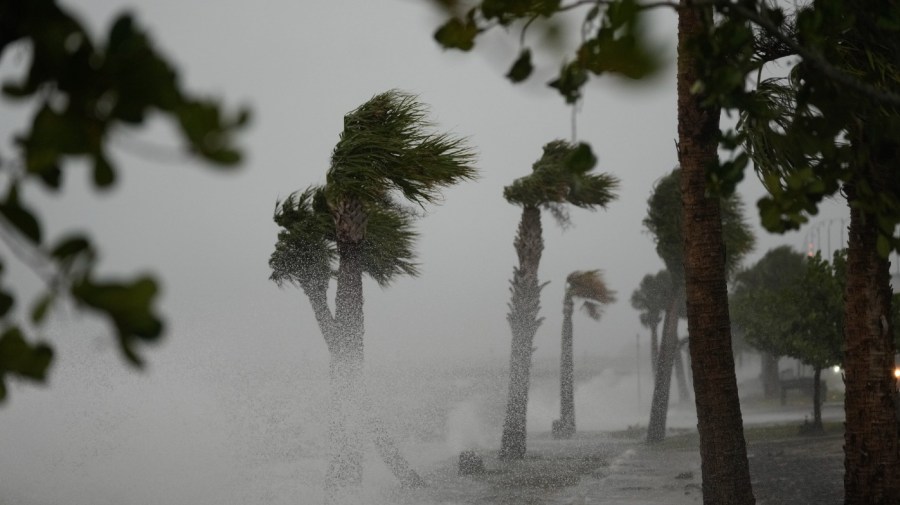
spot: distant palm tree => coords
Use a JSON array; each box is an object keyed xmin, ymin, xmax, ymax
[
  {"xmin": 499, "ymin": 140, "xmax": 619, "ymax": 460},
  {"xmin": 630, "ymin": 270, "xmax": 673, "ymax": 373},
  {"xmin": 553, "ymin": 269, "xmax": 615, "ymax": 439},
  {"xmin": 269, "ymin": 90, "xmax": 475, "ymax": 498},
  {"xmin": 643, "ymin": 167, "xmax": 754, "ymax": 443}
]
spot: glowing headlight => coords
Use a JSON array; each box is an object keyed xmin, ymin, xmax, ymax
[{"xmin": 894, "ymin": 368, "xmax": 900, "ymax": 379}]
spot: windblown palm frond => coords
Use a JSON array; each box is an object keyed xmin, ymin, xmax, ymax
[
  {"xmin": 269, "ymin": 186, "xmax": 420, "ymax": 289},
  {"xmin": 269, "ymin": 186, "xmax": 335, "ymax": 289},
  {"xmin": 566, "ymin": 270, "xmax": 616, "ymax": 321},
  {"xmin": 630, "ymin": 269, "xmax": 673, "ymax": 328},
  {"xmin": 361, "ymin": 201, "xmax": 419, "ymax": 286},
  {"xmin": 644, "ymin": 168, "xmax": 755, "ymax": 282},
  {"xmin": 503, "ymin": 140, "xmax": 619, "ymax": 223},
  {"xmin": 328, "ymin": 90, "xmax": 477, "ymax": 205}
]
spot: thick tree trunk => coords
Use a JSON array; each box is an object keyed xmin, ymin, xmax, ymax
[
  {"xmin": 325, "ymin": 239, "xmax": 366, "ymax": 501},
  {"xmin": 555, "ymin": 293, "xmax": 576, "ymax": 438},
  {"xmin": 500, "ymin": 205, "xmax": 544, "ymax": 460},
  {"xmin": 677, "ymin": 2, "xmax": 754, "ymax": 503},
  {"xmin": 647, "ymin": 294, "xmax": 679, "ymax": 443},
  {"xmin": 843, "ymin": 182, "xmax": 900, "ymax": 504},
  {"xmin": 325, "ymin": 352, "xmax": 364, "ymax": 502},
  {"xmin": 650, "ymin": 323, "xmax": 660, "ymax": 378},
  {"xmin": 761, "ymin": 352, "xmax": 780, "ymax": 400}
]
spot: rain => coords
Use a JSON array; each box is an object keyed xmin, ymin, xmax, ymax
[{"xmin": 1, "ymin": 1, "xmax": 898, "ymax": 505}]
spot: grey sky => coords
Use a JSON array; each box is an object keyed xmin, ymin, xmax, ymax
[
  {"xmin": 1, "ymin": 0, "xmax": 850, "ymax": 372},
  {"xmin": 0, "ymin": 1, "xmax": 864, "ymax": 503}
]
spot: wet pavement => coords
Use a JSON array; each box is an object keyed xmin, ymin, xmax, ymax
[{"xmin": 385, "ymin": 418, "xmax": 845, "ymax": 505}]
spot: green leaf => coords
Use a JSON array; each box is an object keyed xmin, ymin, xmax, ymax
[
  {"xmin": 434, "ymin": 17, "xmax": 478, "ymax": 51},
  {"xmin": 51, "ymin": 235, "xmax": 91, "ymax": 261},
  {"xmin": 0, "ymin": 188, "xmax": 42, "ymax": 244},
  {"xmin": 0, "ymin": 292, "xmax": 13, "ymax": 318},
  {"xmin": 506, "ymin": 48, "xmax": 533, "ymax": 83},
  {"xmin": 93, "ymin": 153, "xmax": 115, "ymax": 188},
  {"xmin": 564, "ymin": 142, "xmax": 597, "ymax": 173},
  {"xmin": 548, "ymin": 62, "xmax": 588, "ymax": 104},
  {"xmin": 876, "ymin": 234, "xmax": 891, "ymax": 258},
  {"xmin": 71, "ymin": 276, "xmax": 164, "ymax": 366},
  {"xmin": 31, "ymin": 293, "xmax": 54, "ymax": 324},
  {"xmin": 0, "ymin": 328, "xmax": 54, "ymax": 382}
]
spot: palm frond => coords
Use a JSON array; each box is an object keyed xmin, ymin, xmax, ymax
[
  {"xmin": 566, "ymin": 270, "xmax": 616, "ymax": 305},
  {"xmin": 630, "ymin": 269, "xmax": 673, "ymax": 326},
  {"xmin": 644, "ymin": 168, "xmax": 754, "ymax": 281},
  {"xmin": 580, "ymin": 301, "xmax": 604, "ymax": 321},
  {"xmin": 503, "ymin": 140, "xmax": 620, "ymax": 214},
  {"xmin": 328, "ymin": 89, "xmax": 477, "ymax": 206},
  {"xmin": 269, "ymin": 185, "xmax": 420, "ymax": 289},
  {"xmin": 360, "ymin": 198, "xmax": 420, "ymax": 287},
  {"xmin": 269, "ymin": 186, "xmax": 335, "ymax": 290}
]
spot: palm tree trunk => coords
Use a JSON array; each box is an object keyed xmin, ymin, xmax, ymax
[
  {"xmin": 647, "ymin": 294, "xmax": 679, "ymax": 443},
  {"xmin": 650, "ymin": 323, "xmax": 660, "ymax": 377},
  {"xmin": 842, "ymin": 180, "xmax": 900, "ymax": 504},
  {"xmin": 325, "ymin": 352, "xmax": 364, "ymax": 502},
  {"xmin": 677, "ymin": 2, "xmax": 754, "ymax": 503},
  {"xmin": 556, "ymin": 292, "xmax": 576, "ymax": 438},
  {"xmin": 673, "ymin": 335, "xmax": 691, "ymax": 404},
  {"xmin": 325, "ymin": 239, "xmax": 366, "ymax": 499},
  {"xmin": 500, "ymin": 205, "xmax": 544, "ymax": 460}
]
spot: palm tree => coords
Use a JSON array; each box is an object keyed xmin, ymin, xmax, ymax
[
  {"xmin": 643, "ymin": 167, "xmax": 754, "ymax": 443},
  {"xmin": 553, "ymin": 269, "xmax": 615, "ymax": 439},
  {"xmin": 676, "ymin": 3, "xmax": 757, "ymax": 500},
  {"xmin": 269, "ymin": 90, "xmax": 475, "ymax": 498},
  {"xmin": 630, "ymin": 270, "xmax": 672, "ymax": 373},
  {"xmin": 498, "ymin": 140, "xmax": 619, "ymax": 460}
]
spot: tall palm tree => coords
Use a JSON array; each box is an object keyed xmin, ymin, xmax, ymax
[
  {"xmin": 630, "ymin": 270, "xmax": 672, "ymax": 373},
  {"xmin": 553, "ymin": 269, "xmax": 615, "ymax": 439},
  {"xmin": 643, "ymin": 167, "xmax": 754, "ymax": 443},
  {"xmin": 499, "ymin": 140, "xmax": 619, "ymax": 460},
  {"xmin": 676, "ymin": 3, "xmax": 757, "ymax": 501},
  {"xmin": 269, "ymin": 90, "xmax": 475, "ymax": 499}
]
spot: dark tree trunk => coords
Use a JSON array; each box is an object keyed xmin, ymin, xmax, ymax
[
  {"xmin": 555, "ymin": 293, "xmax": 576, "ymax": 438},
  {"xmin": 647, "ymin": 294, "xmax": 679, "ymax": 443},
  {"xmin": 761, "ymin": 352, "xmax": 780, "ymax": 400},
  {"xmin": 677, "ymin": 2, "xmax": 754, "ymax": 503},
  {"xmin": 674, "ymin": 335, "xmax": 692, "ymax": 404},
  {"xmin": 500, "ymin": 205, "xmax": 544, "ymax": 460},
  {"xmin": 650, "ymin": 323, "xmax": 660, "ymax": 378},
  {"xmin": 843, "ymin": 179, "xmax": 900, "ymax": 504},
  {"xmin": 811, "ymin": 366, "xmax": 823, "ymax": 433}
]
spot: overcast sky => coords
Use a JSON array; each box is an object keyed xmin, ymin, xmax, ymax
[
  {"xmin": 1, "ymin": 0, "xmax": 854, "ymax": 389},
  {"xmin": 1, "ymin": 1, "xmax": 871, "ymax": 503}
]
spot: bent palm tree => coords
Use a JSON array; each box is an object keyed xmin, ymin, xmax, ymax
[
  {"xmin": 554, "ymin": 269, "xmax": 615, "ymax": 439},
  {"xmin": 499, "ymin": 140, "xmax": 619, "ymax": 460},
  {"xmin": 631, "ymin": 269, "xmax": 673, "ymax": 374},
  {"xmin": 643, "ymin": 167, "xmax": 754, "ymax": 443},
  {"xmin": 270, "ymin": 90, "xmax": 475, "ymax": 499}
]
